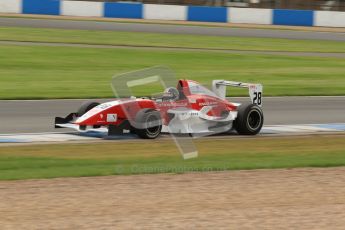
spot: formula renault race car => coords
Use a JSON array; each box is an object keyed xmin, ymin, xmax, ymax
[{"xmin": 55, "ymin": 79, "xmax": 263, "ymax": 139}]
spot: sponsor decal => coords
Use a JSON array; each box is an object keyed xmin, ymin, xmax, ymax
[
  {"xmin": 198, "ymin": 101, "xmax": 218, "ymax": 106},
  {"xmin": 107, "ymin": 114, "xmax": 117, "ymax": 122},
  {"xmin": 159, "ymin": 102, "xmax": 188, "ymax": 107}
]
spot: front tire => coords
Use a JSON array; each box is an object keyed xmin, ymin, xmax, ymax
[
  {"xmin": 234, "ymin": 103, "xmax": 264, "ymax": 135},
  {"xmin": 134, "ymin": 109, "xmax": 162, "ymax": 139},
  {"xmin": 77, "ymin": 101, "xmax": 100, "ymax": 117}
]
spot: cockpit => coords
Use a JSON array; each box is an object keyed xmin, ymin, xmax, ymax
[{"xmin": 154, "ymin": 80, "xmax": 219, "ymax": 102}]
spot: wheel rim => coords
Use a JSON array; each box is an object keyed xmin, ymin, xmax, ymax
[
  {"xmin": 146, "ymin": 114, "xmax": 160, "ymax": 136},
  {"xmin": 247, "ymin": 109, "xmax": 262, "ymax": 131}
]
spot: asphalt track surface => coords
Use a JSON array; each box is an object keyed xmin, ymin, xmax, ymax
[
  {"xmin": 1, "ymin": 17, "xmax": 345, "ymax": 41},
  {"xmin": 0, "ymin": 97, "xmax": 344, "ymax": 134}
]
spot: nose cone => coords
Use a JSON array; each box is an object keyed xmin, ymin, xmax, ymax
[
  {"xmin": 74, "ymin": 100, "xmax": 121, "ymax": 125},
  {"xmin": 75, "ymin": 107, "xmax": 102, "ymax": 124}
]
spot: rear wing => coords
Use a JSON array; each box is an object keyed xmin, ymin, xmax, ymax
[{"xmin": 212, "ymin": 80, "xmax": 263, "ymax": 107}]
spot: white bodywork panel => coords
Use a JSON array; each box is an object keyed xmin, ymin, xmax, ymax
[{"xmin": 163, "ymin": 107, "xmax": 236, "ymax": 134}]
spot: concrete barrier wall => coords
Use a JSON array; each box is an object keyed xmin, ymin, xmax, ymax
[
  {"xmin": 144, "ymin": 4, "xmax": 187, "ymax": 20},
  {"xmin": 22, "ymin": 0, "xmax": 60, "ymax": 15},
  {"xmin": 229, "ymin": 8, "xmax": 272, "ymax": 25},
  {"xmin": 314, "ymin": 11, "xmax": 345, "ymax": 27},
  {"xmin": 62, "ymin": 1, "xmax": 103, "ymax": 17},
  {"xmin": 104, "ymin": 2, "xmax": 142, "ymax": 19},
  {"xmin": 0, "ymin": 0, "xmax": 21, "ymax": 13},
  {"xmin": 188, "ymin": 6, "xmax": 227, "ymax": 22},
  {"xmin": 273, "ymin": 9, "xmax": 314, "ymax": 26},
  {"xmin": 0, "ymin": 0, "xmax": 344, "ymax": 28}
]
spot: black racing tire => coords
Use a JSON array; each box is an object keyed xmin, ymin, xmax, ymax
[
  {"xmin": 134, "ymin": 109, "xmax": 162, "ymax": 139},
  {"xmin": 234, "ymin": 103, "xmax": 264, "ymax": 135},
  {"xmin": 77, "ymin": 102, "xmax": 100, "ymax": 117}
]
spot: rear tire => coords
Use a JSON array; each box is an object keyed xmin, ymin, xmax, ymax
[
  {"xmin": 77, "ymin": 102, "xmax": 100, "ymax": 117},
  {"xmin": 134, "ymin": 109, "xmax": 162, "ymax": 139},
  {"xmin": 234, "ymin": 103, "xmax": 264, "ymax": 135}
]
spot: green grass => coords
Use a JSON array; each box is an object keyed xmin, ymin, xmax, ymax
[
  {"xmin": 0, "ymin": 26, "xmax": 344, "ymax": 99},
  {"xmin": 1, "ymin": 26, "xmax": 345, "ymax": 53},
  {"xmin": 0, "ymin": 44, "xmax": 345, "ymax": 99},
  {"xmin": 0, "ymin": 135, "xmax": 344, "ymax": 180}
]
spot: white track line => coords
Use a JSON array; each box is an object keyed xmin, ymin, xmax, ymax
[{"xmin": 0, "ymin": 123, "xmax": 344, "ymax": 144}]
